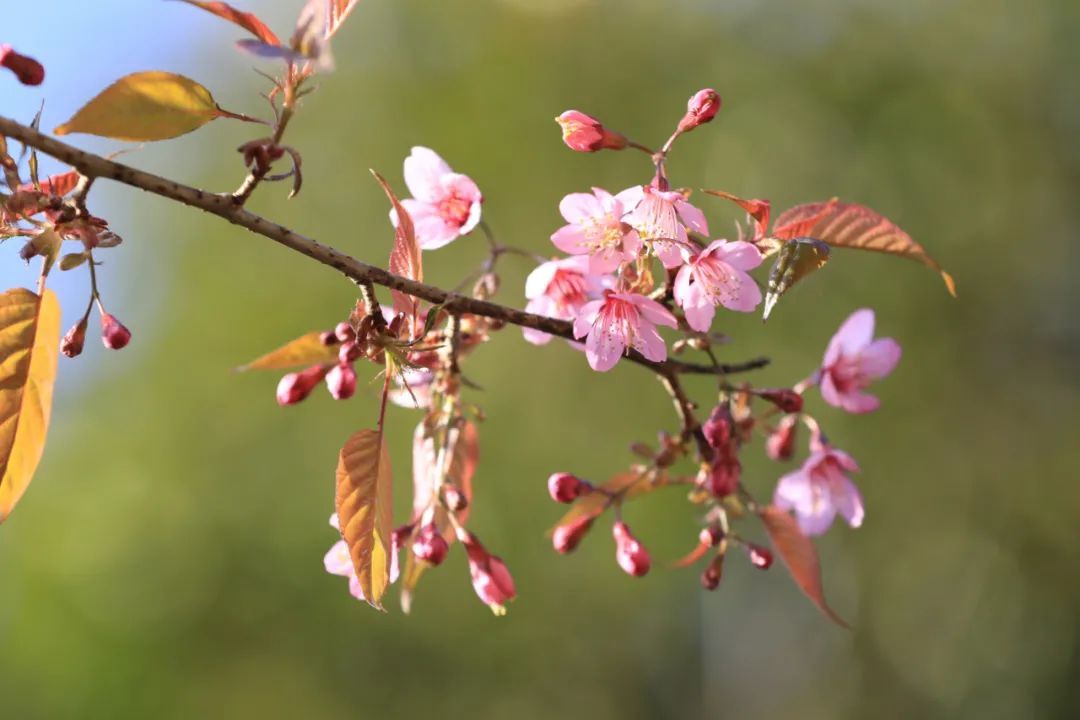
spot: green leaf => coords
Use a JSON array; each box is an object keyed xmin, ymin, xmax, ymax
[
  {"xmin": 762, "ymin": 237, "xmax": 830, "ymax": 321},
  {"xmin": 54, "ymin": 72, "xmax": 236, "ymax": 142}
]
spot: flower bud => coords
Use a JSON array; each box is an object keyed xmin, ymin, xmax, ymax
[
  {"xmin": 276, "ymin": 363, "xmax": 329, "ymax": 406},
  {"xmin": 442, "ymin": 483, "xmax": 469, "ymax": 512},
  {"xmin": 699, "ymin": 525, "xmax": 723, "ymax": 548},
  {"xmin": 412, "ymin": 523, "xmax": 449, "ymax": 566},
  {"xmin": 61, "ymin": 316, "xmax": 88, "ymax": 358},
  {"xmin": 555, "ymin": 110, "xmax": 627, "ymax": 152},
  {"xmin": 699, "ymin": 456, "xmax": 739, "ymax": 498},
  {"xmin": 391, "ymin": 523, "xmax": 415, "ymax": 547},
  {"xmin": 319, "ymin": 330, "xmax": 339, "ymax": 346},
  {"xmin": 0, "ymin": 45, "xmax": 45, "ymax": 86},
  {"xmin": 677, "ymin": 88, "xmax": 721, "ymax": 133},
  {"xmin": 325, "ymin": 362, "xmax": 357, "ymax": 400},
  {"xmin": 756, "ymin": 388, "xmax": 803, "ymax": 414},
  {"xmin": 766, "ymin": 414, "xmax": 799, "ymax": 461},
  {"xmin": 612, "ymin": 521, "xmax": 650, "ymax": 577},
  {"xmin": 746, "ymin": 543, "xmax": 773, "ymax": 570},
  {"xmin": 702, "ymin": 403, "xmax": 733, "ymax": 450},
  {"xmin": 461, "ymin": 531, "xmax": 516, "ymax": 614},
  {"xmin": 547, "ymin": 472, "xmax": 589, "ymax": 503},
  {"xmin": 99, "ymin": 313, "xmax": 131, "ymax": 350},
  {"xmin": 334, "ymin": 321, "xmax": 355, "ymax": 343},
  {"xmin": 552, "ymin": 514, "xmax": 594, "ymax": 554},
  {"xmin": 338, "ymin": 341, "xmax": 363, "ymax": 364},
  {"xmin": 701, "ymin": 554, "xmax": 725, "ymax": 591}
]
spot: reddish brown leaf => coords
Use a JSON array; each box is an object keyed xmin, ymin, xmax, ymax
[
  {"xmin": 773, "ymin": 200, "xmax": 956, "ymax": 296},
  {"xmin": 671, "ymin": 540, "xmax": 710, "ymax": 569},
  {"xmin": 235, "ymin": 331, "xmax": 338, "ymax": 371},
  {"xmin": 327, "ymin": 0, "xmax": 362, "ymax": 39},
  {"xmin": 703, "ymin": 189, "xmax": 771, "ymax": 239},
  {"xmin": 177, "ymin": 1, "xmax": 281, "ymax": 45},
  {"xmin": 759, "ymin": 506, "xmax": 849, "ymax": 628},
  {"xmin": 335, "ymin": 429, "xmax": 394, "ymax": 610},
  {"xmin": 21, "ymin": 171, "xmax": 80, "ymax": 198},
  {"xmin": 371, "ymin": 169, "xmax": 422, "ymax": 329},
  {"xmin": 401, "ymin": 416, "xmax": 478, "ymax": 613}
]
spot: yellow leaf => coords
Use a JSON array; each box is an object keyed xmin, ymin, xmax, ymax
[
  {"xmin": 0, "ymin": 288, "xmax": 61, "ymax": 523},
  {"xmin": 54, "ymin": 72, "xmax": 228, "ymax": 142},
  {"xmin": 335, "ymin": 429, "xmax": 394, "ymax": 610},
  {"xmin": 235, "ymin": 331, "xmax": 338, "ymax": 371}
]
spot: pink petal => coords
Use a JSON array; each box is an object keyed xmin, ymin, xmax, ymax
[
  {"xmin": 676, "ymin": 199, "xmax": 709, "ymax": 236},
  {"xmin": 859, "ymin": 338, "xmax": 901, "ymax": 379},
  {"xmin": 840, "ymin": 391, "xmax": 881, "ymax": 414},
  {"xmin": 461, "ymin": 198, "xmax": 483, "ymax": 236},
  {"xmin": 441, "ymin": 173, "xmax": 482, "ymax": 203},
  {"xmin": 524, "ymin": 262, "xmax": 559, "ymax": 300},
  {"xmin": 682, "ymin": 293, "xmax": 715, "ymax": 332},
  {"xmin": 523, "ymin": 297, "xmax": 555, "ymax": 345},
  {"xmin": 626, "ymin": 294, "xmax": 678, "ymax": 328},
  {"xmin": 403, "ymin": 146, "xmax": 452, "ymax": 202},
  {"xmin": 550, "ymin": 224, "xmax": 590, "ymax": 255},
  {"xmin": 414, "ymin": 216, "xmax": 458, "ymax": 250},
  {"xmin": 588, "ymin": 246, "xmax": 625, "ymax": 274},
  {"xmin": 712, "ymin": 240, "xmax": 763, "ymax": 272},
  {"xmin": 632, "ymin": 321, "xmax": 667, "ymax": 362},
  {"xmin": 614, "ymin": 185, "xmax": 644, "ymax": 215},
  {"xmin": 347, "ymin": 574, "xmax": 367, "ymax": 601},
  {"xmin": 559, "ymin": 192, "xmax": 603, "ymax": 224},
  {"xmin": 573, "ymin": 300, "xmax": 604, "ymax": 339},
  {"xmin": 585, "ymin": 311, "xmax": 624, "ymax": 372},
  {"xmin": 329, "ymin": 513, "xmax": 341, "ymax": 531},
  {"xmin": 324, "ymin": 540, "xmax": 353, "ymax": 576},
  {"xmin": 652, "ymin": 239, "xmax": 685, "ymax": 269},
  {"xmin": 833, "ymin": 477, "xmax": 864, "ymax": 528},
  {"xmin": 796, "ymin": 503, "xmax": 838, "ymax": 537},
  {"xmin": 825, "ymin": 308, "xmax": 875, "ymax": 364},
  {"xmin": 713, "ymin": 267, "xmax": 762, "ymax": 313},
  {"xmin": 774, "ymin": 469, "xmax": 813, "ymax": 511},
  {"xmin": 819, "ymin": 371, "xmax": 843, "ymax": 408}
]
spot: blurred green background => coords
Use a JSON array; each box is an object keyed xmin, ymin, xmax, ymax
[{"xmin": 2, "ymin": 0, "xmax": 1078, "ymax": 717}]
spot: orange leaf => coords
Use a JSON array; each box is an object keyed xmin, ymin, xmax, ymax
[
  {"xmin": 327, "ymin": 0, "xmax": 362, "ymax": 39},
  {"xmin": 371, "ymin": 169, "xmax": 422, "ymax": 328},
  {"xmin": 0, "ymin": 288, "xmax": 61, "ymax": 523},
  {"xmin": 549, "ymin": 471, "xmax": 652, "ymax": 536},
  {"xmin": 703, "ymin": 189, "xmax": 771, "ymax": 239},
  {"xmin": 235, "ymin": 331, "xmax": 338, "ymax": 371},
  {"xmin": 759, "ymin": 506, "xmax": 849, "ymax": 627},
  {"xmin": 335, "ymin": 429, "xmax": 394, "ymax": 610},
  {"xmin": 177, "ymin": 0, "xmax": 281, "ymax": 45},
  {"xmin": 773, "ymin": 200, "xmax": 956, "ymax": 296}
]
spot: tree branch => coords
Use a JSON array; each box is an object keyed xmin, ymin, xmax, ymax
[{"xmin": 0, "ymin": 115, "xmax": 769, "ymax": 377}]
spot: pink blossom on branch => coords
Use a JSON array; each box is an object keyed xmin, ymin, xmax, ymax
[
  {"xmin": 550, "ymin": 188, "xmax": 642, "ymax": 273},
  {"xmin": 522, "ymin": 256, "xmax": 609, "ymax": 345},
  {"xmin": 773, "ymin": 445, "xmax": 864, "ymax": 536},
  {"xmin": 818, "ymin": 308, "xmax": 901, "ymax": 413},
  {"xmin": 620, "ymin": 184, "xmax": 709, "ymax": 268},
  {"xmin": 572, "ymin": 290, "xmax": 678, "ymax": 372},
  {"xmin": 391, "ymin": 147, "xmax": 482, "ymax": 250},
  {"xmin": 673, "ymin": 239, "xmax": 763, "ymax": 331},
  {"xmin": 324, "ymin": 513, "xmax": 401, "ymax": 602},
  {"xmin": 555, "ymin": 110, "xmax": 627, "ymax": 152}
]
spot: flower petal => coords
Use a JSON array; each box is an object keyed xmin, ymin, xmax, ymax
[
  {"xmin": 676, "ymin": 199, "xmax": 709, "ymax": 236},
  {"xmin": 403, "ymin": 146, "xmax": 452, "ymax": 202},
  {"xmin": 712, "ymin": 240, "xmax": 763, "ymax": 272},
  {"xmin": 559, "ymin": 192, "xmax": 603, "ymax": 224},
  {"xmin": 833, "ymin": 477, "xmax": 865, "ymax": 528},
  {"xmin": 859, "ymin": 337, "xmax": 901, "ymax": 379},
  {"xmin": 550, "ymin": 224, "xmax": 589, "ymax": 256}
]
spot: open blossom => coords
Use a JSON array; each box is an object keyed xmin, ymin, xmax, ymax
[
  {"xmin": 392, "ymin": 146, "xmax": 482, "ymax": 250},
  {"xmin": 673, "ymin": 240, "xmax": 763, "ymax": 330},
  {"xmin": 620, "ymin": 185, "xmax": 708, "ymax": 268},
  {"xmin": 572, "ymin": 290, "xmax": 677, "ymax": 372},
  {"xmin": 818, "ymin": 308, "xmax": 901, "ymax": 413},
  {"xmin": 324, "ymin": 514, "xmax": 401, "ymax": 601},
  {"xmin": 550, "ymin": 188, "xmax": 642, "ymax": 273},
  {"xmin": 523, "ymin": 256, "xmax": 608, "ymax": 345},
  {"xmin": 773, "ymin": 446, "xmax": 864, "ymax": 536}
]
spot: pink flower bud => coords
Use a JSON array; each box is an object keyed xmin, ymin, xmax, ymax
[
  {"xmin": 0, "ymin": 45, "xmax": 45, "ymax": 86},
  {"xmin": 319, "ymin": 330, "xmax": 339, "ymax": 346},
  {"xmin": 461, "ymin": 532, "xmax": 516, "ymax": 613},
  {"xmin": 555, "ymin": 110, "xmax": 627, "ymax": 152},
  {"xmin": 325, "ymin": 363, "xmax": 357, "ymax": 400},
  {"xmin": 756, "ymin": 388, "xmax": 803, "ymax": 414},
  {"xmin": 766, "ymin": 414, "xmax": 799, "ymax": 461},
  {"xmin": 391, "ymin": 523, "xmax": 415, "ymax": 547},
  {"xmin": 61, "ymin": 316, "xmax": 88, "ymax": 358},
  {"xmin": 338, "ymin": 341, "xmax": 362, "ymax": 364},
  {"xmin": 701, "ymin": 456, "xmax": 740, "ymax": 498},
  {"xmin": 334, "ymin": 321, "xmax": 355, "ymax": 343},
  {"xmin": 99, "ymin": 313, "xmax": 131, "ymax": 350},
  {"xmin": 552, "ymin": 514, "xmax": 594, "ymax": 554},
  {"xmin": 698, "ymin": 525, "xmax": 723, "ymax": 548},
  {"xmin": 411, "ymin": 523, "xmax": 449, "ymax": 566},
  {"xmin": 677, "ymin": 88, "xmax": 721, "ymax": 133},
  {"xmin": 612, "ymin": 521, "xmax": 650, "ymax": 577},
  {"xmin": 746, "ymin": 543, "xmax": 773, "ymax": 570},
  {"xmin": 547, "ymin": 472, "xmax": 589, "ymax": 503},
  {"xmin": 702, "ymin": 404, "xmax": 733, "ymax": 450},
  {"xmin": 442, "ymin": 484, "xmax": 469, "ymax": 512},
  {"xmin": 276, "ymin": 364, "xmax": 329, "ymax": 406},
  {"xmin": 701, "ymin": 554, "xmax": 725, "ymax": 590}
]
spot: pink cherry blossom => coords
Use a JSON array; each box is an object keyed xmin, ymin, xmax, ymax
[
  {"xmin": 572, "ymin": 290, "xmax": 678, "ymax": 372},
  {"xmin": 673, "ymin": 239, "xmax": 763, "ymax": 331},
  {"xmin": 324, "ymin": 513, "xmax": 400, "ymax": 602},
  {"xmin": 818, "ymin": 308, "xmax": 901, "ymax": 413},
  {"xmin": 392, "ymin": 146, "xmax": 482, "ymax": 250},
  {"xmin": 550, "ymin": 188, "xmax": 642, "ymax": 273},
  {"xmin": 459, "ymin": 530, "xmax": 516, "ymax": 615},
  {"xmin": 620, "ymin": 184, "xmax": 709, "ymax": 269},
  {"xmin": 523, "ymin": 256, "xmax": 608, "ymax": 345},
  {"xmin": 773, "ymin": 446, "xmax": 864, "ymax": 536}
]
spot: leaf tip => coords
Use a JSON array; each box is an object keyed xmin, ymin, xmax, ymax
[{"xmin": 941, "ymin": 270, "xmax": 957, "ymax": 298}]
